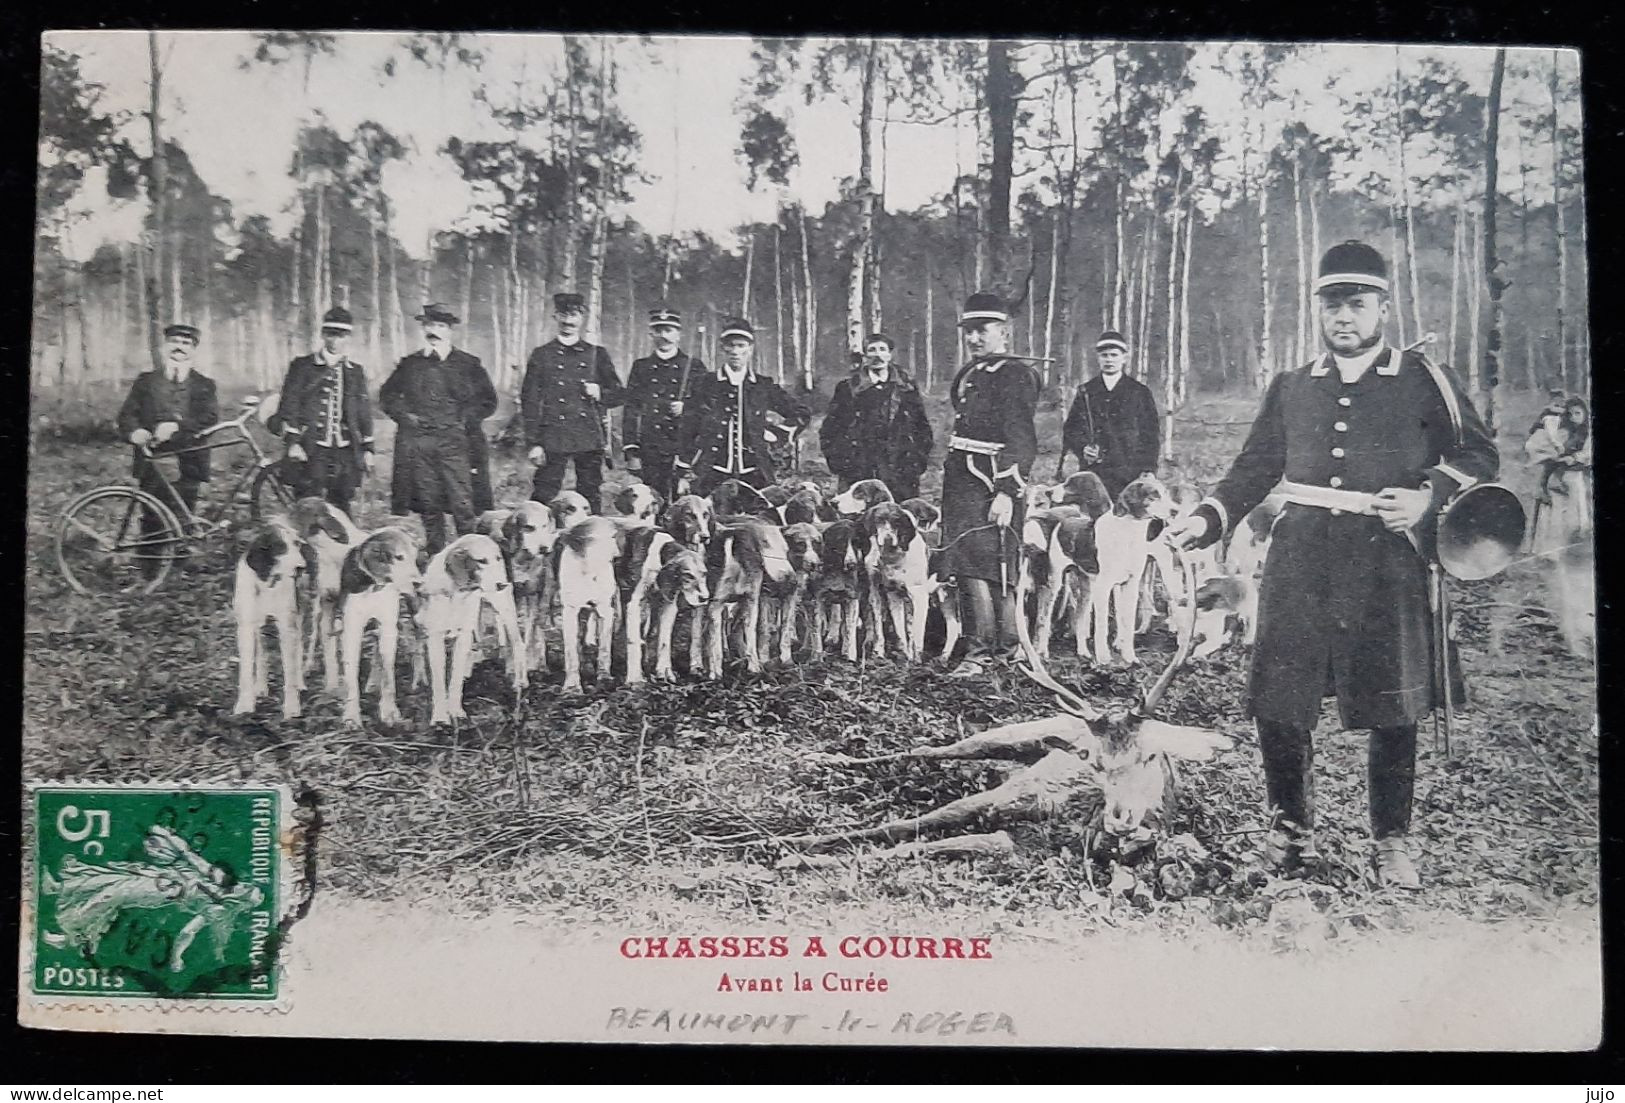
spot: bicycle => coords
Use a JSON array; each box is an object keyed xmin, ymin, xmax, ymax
[{"xmin": 55, "ymin": 394, "xmax": 300, "ymax": 596}]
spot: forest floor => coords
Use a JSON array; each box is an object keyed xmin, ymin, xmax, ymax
[{"xmin": 22, "ymin": 385, "xmax": 1599, "ymax": 959}]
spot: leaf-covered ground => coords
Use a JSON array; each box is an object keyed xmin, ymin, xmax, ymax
[{"xmin": 23, "ymin": 389, "xmax": 1598, "ymax": 952}]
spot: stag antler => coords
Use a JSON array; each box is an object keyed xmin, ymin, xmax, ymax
[
  {"xmin": 1135, "ymin": 585, "xmax": 1200, "ymax": 718},
  {"xmin": 1016, "ymin": 634, "xmax": 1101, "ymax": 721}
]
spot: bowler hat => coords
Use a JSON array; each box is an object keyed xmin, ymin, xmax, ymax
[{"xmin": 415, "ymin": 303, "xmax": 460, "ymax": 325}]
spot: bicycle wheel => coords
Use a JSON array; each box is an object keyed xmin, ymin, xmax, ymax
[
  {"xmin": 250, "ymin": 463, "xmax": 298, "ymax": 520},
  {"xmin": 56, "ymin": 486, "xmax": 184, "ymax": 597}
]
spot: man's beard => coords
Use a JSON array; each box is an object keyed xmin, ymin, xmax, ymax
[{"xmin": 1324, "ymin": 329, "xmax": 1382, "ymax": 355}]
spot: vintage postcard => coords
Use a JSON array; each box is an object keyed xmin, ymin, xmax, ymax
[{"xmin": 21, "ymin": 31, "xmax": 1598, "ymax": 1048}]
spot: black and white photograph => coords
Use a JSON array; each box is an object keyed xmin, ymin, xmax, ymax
[{"xmin": 20, "ymin": 31, "xmax": 1598, "ymax": 1048}]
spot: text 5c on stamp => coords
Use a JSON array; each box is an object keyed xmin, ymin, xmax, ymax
[{"xmin": 28, "ymin": 784, "xmax": 285, "ymax": 1002}]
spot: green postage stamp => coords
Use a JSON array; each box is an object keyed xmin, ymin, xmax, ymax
[{"xmin": 25, "ymin": 784, "xmax": 290, "ymax": 1004}]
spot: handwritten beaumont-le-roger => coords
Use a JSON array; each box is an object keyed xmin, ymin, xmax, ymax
[{"xmin": 609, "ymin": 933, "xmax": 1016, "ymax": 1038}]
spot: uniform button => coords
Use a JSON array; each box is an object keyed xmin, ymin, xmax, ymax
[
  {"xmin": 1338, "ymin": 397, "xmax": 1352, "ymax": 407},
  {"xmin": 1332, "ymin": 447, "xmax": 1345, "ymax": 458},
  {"xmin": 1329, "ymin": 476, "xmax": 1344, "ymax": 488},
  {"xmin": 1334, "ymin": 421, "xmax": 1348, "ymax": 432}
]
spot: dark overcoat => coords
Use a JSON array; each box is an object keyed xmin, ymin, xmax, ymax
[
  {"xmin": 267, "ymin": 354, "xmax": 374, "ymax": 456},
  {"xmin": 520, "ymin": 339, "xmax": 626, "ymax": 454},
  {"xmin": 378, "ymin": 348, "xmax": 497, "ymax": 515},
  {"xmin": 1197, "ymin": 347, "xmax": 1499, "ymax": 729},
  {"xmin": 939, "ymin": 355, "xmax": 1040, "ymax": 584},
  {"xmin": 677, "ymin": 365, "xmax": 810, "ymax": 494},
  {"xmin": 1061, "ymin": 373, "xmax": 1161, "ymax": 498},
  {"xmin": 818, "ymin": 366, "xmax": 934, "ymax": 498},
  {"xmin": 116, "ymin": 370, "xmax": 220, "ymax": 482},
  {"xmin": 624, "ymin": 349, "xmax": 703, "ymax": 457}
]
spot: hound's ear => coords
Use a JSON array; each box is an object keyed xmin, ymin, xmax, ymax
[
  {"xmin": 340, "ymin": 545, "xmax": 373, "ymax": 594},
  {"xmin": 241, "ymin": 524, "xmax": 282, "ymax": 583},
  {"xmin": 895, "ymin": 508, "xmax": 917, "ymax": 548},
  {"xmin": 658, "ymin": 539, "xmax": 685, "ymax": 566},
  {"xmin": 1147, "ymin": 518, "xmax": 1167, "ymax": 541},
  {"xmin": 614, "ymin": 486, "xmax": 636, "ymax": 516},
  {"xmin": 1137, "ymin": 719, "xmax": 1231, "ymax": 763},
  {"xmin": 501, "ymin": 510, "xmax": 525, "ymax": 550},
  {"xmin": 299, "ymin": 540, "xmax": 320, "ymax": 574},
  {"xmin": 361, "ymin": 536, "xmax": 397, "ymax": 585},
  {"xmin": 446, "ymin": 545, "xmax": 479, "ymax": 590},
  {"xmin": 319, "ymin": 509, "xmax": 351, "ymax": 543}
]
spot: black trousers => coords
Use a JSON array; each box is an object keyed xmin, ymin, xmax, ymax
[
  {"xmin": 1256, "ymin": 719, "xmax": 1416, "ymax": 839},
  {"xmin": 290, "ymin": 444, "xmax": 362, "ymax": 514},
  {"xmin": 532, "ymin": 450, "xmax": 604, "ymax": 511},
  {"xmin": 636, "ymin": 448, "xmax": 679, "ymax": 502},
  {"xmin": 137, "ymin": 467, "xmax": 199, "ymax": 576},
  {"xmin": 420, "ymin": 510, "xmax": 475, "ymax": 556}
]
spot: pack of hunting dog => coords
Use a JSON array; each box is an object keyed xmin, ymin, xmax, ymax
[{"xmin": 27, "ymin": 35, "xmax": 1595, "ymax": 927}]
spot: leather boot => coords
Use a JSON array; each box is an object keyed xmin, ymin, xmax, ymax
[
  {"xmin": 1263, "ymin": 820, "xmax": 1318, "ymax": 872},
  {"xmin": 1375, "ymin": 834, "xmax": 1421, "ymax": 890}
]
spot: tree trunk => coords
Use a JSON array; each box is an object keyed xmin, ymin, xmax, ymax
[
  {"xmin": 788, "ymin": 221, "xmax": 804, "ymax": 390},
  {"xmin": 1387, "ymin": 204, "xmax": 1405, "ymax": 347},
  {"xmin": 773, "ymin": 219, "xmax": 785, "ymax": 383},
  {"xmin": 1165, "ymin": 165, "xmax": 1184, "ymax": 393},
  {"xmin": 1394, "ymin": 49, "xmax": 1424, "ymax": 342},
  {"xmin": 368, "ymin": 214, "xmax": 383, "ymax": 371},
  {"xmin": 1447, "ymin": 203, "xmax": 1463, "ymax": 367},
  {"xmin": 587, "ymin": 217, "xmax": 608, "ymax": 346},
  {"xmin": 1110, "ymin": 48, "xmax": 1126, "ymax": 329},
  {"xmin": 925, "ymin": 263, "xmax": 935, "ymax": 390},
  {"xmin": 1468, "ymin": 205, "xmax": 1483, "ymax": 397},
  {"xmin": 460, "ymin": 238, "xmax": 474, "ymax": 331},
  {"xmin": 1483, "ymin": 48, "xmax": 1507, "ymax": 433},
  {"xmin": 741, "ymin": 228, "xmax": 755, "ymax": 319},
  {"xmin": 1044, "ymin": 210, "xmax": 1060, "ymax": 371},
  {"xmin": 1178, "ymin": 200, "xmax": 1194, "ymax": 407},
  {"xmin": 849, "ymin": 38, "xmax": 879, "ymax": 354},
  {"xmin": 382, "ymin": 198, "xmax": 403, "ymax": 366},
  {"xmin": 1291, "ymin": 153, "xmax": 1307, "ymax": 367},
  {"xmin": 1307, "ymin": 177, "xmax": 1321, "ymax": 357},
  {"xmin": 144, "ymin": 32, "xmax": 167, "ymax": 371},
  {"xmin": 1550, "ymin": 50, "xmax": 1568, "ymax": 390},
  {"xmin": 800, "ymin": 204, "xmax": 816, "ymax": 391},
  {"xmin": 985, "ymin": 38, "xmax": 1017, "ymax": 292},
  {"xmin": 1257, "ymin": 174, "xmax": 1272, "ymax": 391},
  {"xmin": 492, "ymin": 260, "xmax": 506, "ymax": 395}
]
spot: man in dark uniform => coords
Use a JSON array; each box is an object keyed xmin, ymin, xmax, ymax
[
  {"xmin": 939, "ymin": 292, "xmax": 1040, "ymax": 676},
  {"xmin": 1167, "ymin": 241, "xmax": 1500, "ymax": 889},
  {"xmin": 379, "ymin": 303, "xmax": 497, "ymax": 554},
  {"xmin": 522, "ymin": 292, "xmax": 626, "ymax": 511},
  {"xmin": 268, "ymin": 305, "xmax": 375, "ymax": 515},
  {"xmin": 819, "ymin": 332, "xmax": 934, "ymax": 500},
  {"xmin": 1059, "ymin": 329, "xmax": 1161, "ymax": 499},
  {"xmin": 623, "ymin": 305, "xmax": 702, "ymax": 501},
  {"xmin": 118, "ymin": 322, "xmax": 220, "ymax": 571},
  {"xmin": 675, "ymin": 317, "xmax": 810, "ymax": 497}
]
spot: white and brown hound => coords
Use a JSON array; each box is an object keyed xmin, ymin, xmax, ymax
[
  {"xmin": 831, "ymin": 477, "xmax": 895, "ymax": 518},
  {"xmin": 284, "ymin": 497, "xmax": 365, "ymax": 693},
  {"xmin": 1084, "ymin": 474, "xmax": 1176, "ymax": 665},
  {"xmin": 232, "ymin": 516, "xmax": 316, "ymax": 719},
  {"xmin": 338, "ymin": 527, "xmax": 423, "ymax": 726},
  {"xmin": 703, "ymin": 518, "xmax": 793, "ymax": 678},
  {"xmin": 650, "ymin": 543, "xmax": 710, "ymax": 681},
  {"xmin": 555, "ymin": 515, "xmax": 623, "ymax": 693},
  {"xmin": 810, "ymin": 518, "xmax": 866, "ymax": 661},
  {"xmin": 417, "ymin": 533, "xmax": 526, "ymax": 724},
  {"xmin": 862, "ymin": 501, "xmax": 931, "ymax": 660},
  {"xmin": 769, "ymin": 521, "xmax": 824, "ymax": 663},
  {"xmin": 612, "ymin": 483, "xmax": 662, "ymax": 527},
  {"xmin": 480, "ymin": 501, "xmax": 559, "ymax": 675}
]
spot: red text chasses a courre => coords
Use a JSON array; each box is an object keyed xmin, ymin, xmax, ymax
[{"xmin": 618, "ymin": 934, "xmax": 994, "ymax": 960}]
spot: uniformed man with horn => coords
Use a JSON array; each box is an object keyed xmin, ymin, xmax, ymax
[
  {"xmin": 940, "ymin": 291, "xmax": 1040, "ymax": 677},
  {"xmin": 623, "ymin": 305, "xmax": 703, "ymax": 502},
  {"xmin": 1166, "ymin": 241, "xmax": 1500, "ymax": 889},
  {"xmin": 673, "ymin": 316, "xmax": 809, "ymax": 497}
]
